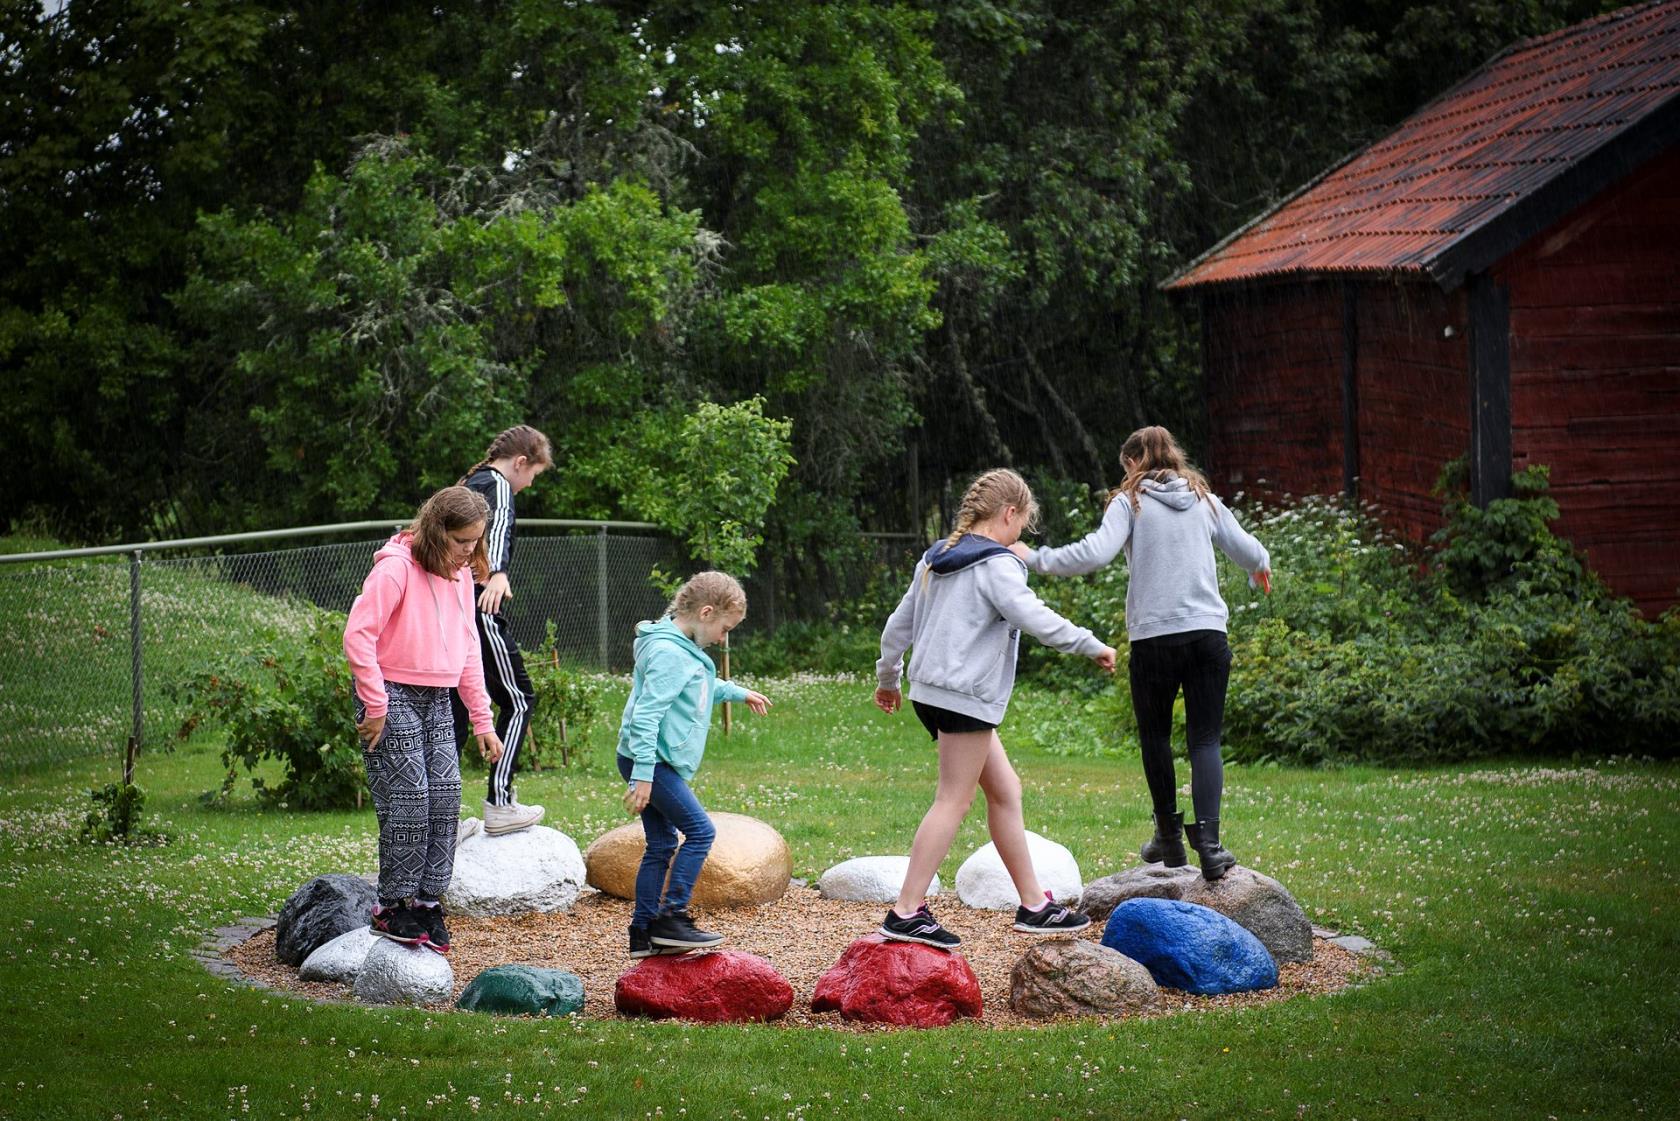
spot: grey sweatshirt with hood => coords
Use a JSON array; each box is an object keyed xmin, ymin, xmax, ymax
[
  {"xmin": 1025, "ymin": 475, "xmax": 1270, "ymax": 641},
  {"xmin": 876, "ymin": 534, "xmax": 1108, "ymax": 724}
]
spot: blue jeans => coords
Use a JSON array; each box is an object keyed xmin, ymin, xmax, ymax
[{"xmin": 616, "ymin": 753, "xmax": 717, "ymax": 927}]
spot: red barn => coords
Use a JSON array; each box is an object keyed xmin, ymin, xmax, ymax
[{"xmin": 1166, "ymin": 0, "xmax": 1680, "ymax": 615}]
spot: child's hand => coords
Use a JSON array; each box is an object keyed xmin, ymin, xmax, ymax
[
  {"xmin": 742, "ymin": 690, "xmax": 771, "ymax": 716},
  {"xmin": 1007, "ymin": 541, "xmax": 1031, "ymax": 562},
  {"xmin": 1092, "ymin": 646, "xmax": 1117, "ymax": 674},
  {"xmin": 624, "ymin": 781, "xmax": 652, "ymax": 816},
  {"xmin": 1254, "ymin": 568, "xmax": 1272, "ymax": 594},
  {"xmin": 874, "ymin": 687, "xmax": 901, "ymax": 714},
  {"xmin": 476, "ymin": 731, "xmax": 505, "ymax": 764},
  {"xmin": 477, "ymin": 572, "xmax": 513, "ymax": 614},
  {"xmin": 356, "ymin": 713, "xmax": 386, "ymax": 751}
]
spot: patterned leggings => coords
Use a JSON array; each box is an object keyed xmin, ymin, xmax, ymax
[{"xmin": 359, "ymin": 682, "xmax": 462, "ymax": 902}]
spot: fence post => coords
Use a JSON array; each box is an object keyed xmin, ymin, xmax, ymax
[
  {"xmin": 596, "ymin": 525, "xmax": 609, "ymax": 670},
  {"xmin": 128, "ymin": 549, "xmax": 143, "ymax": 781}
]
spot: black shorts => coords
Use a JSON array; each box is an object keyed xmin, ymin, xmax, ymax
[{"xmin": 912, "ymin": 700, "xmax": 997, "ymax": 740}]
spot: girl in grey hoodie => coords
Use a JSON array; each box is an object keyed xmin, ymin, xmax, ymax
[
  {"xmin": 1017, "ymin": 426, "xmax": 1271, "ymax": 881},
  {"xmin": 874, "ymin": 469, "xmax": 1117, "ymax": 949}
]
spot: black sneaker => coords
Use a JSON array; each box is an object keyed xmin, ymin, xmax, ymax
[
  {"xmin": 879, "ymin": 903, "xmax": 961, "ymax": 949},
  {"xmin": 371, "ymin": 901, "xmax": 428, "ymax": 946},
  {"xmin": 630, "ymin": 924, "xmax": 694, "ymax": 959},
  {"xmin": 413, "ymin": 901, "xmax": 450, "ymax": 955},
  {"xmin": 648, "ymin": 910, "xmax": 724, "ymax": 951},
  {"xmin": 1012, "ymin": 892, "xmax": 1092, "ymax": 934}
]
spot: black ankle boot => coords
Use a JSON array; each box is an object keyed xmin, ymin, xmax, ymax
[
  {"xmin": 1140, "ymin": 811, "xmax": 1187, "ymax": 867},
  {"xmin": 1183, "ymin": 819, "xmax": 1236, "ymax": 881}
]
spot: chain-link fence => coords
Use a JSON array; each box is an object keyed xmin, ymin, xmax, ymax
[{"xmin": 0, "ymin": 521, "xmax": 680, "ymax": 775}]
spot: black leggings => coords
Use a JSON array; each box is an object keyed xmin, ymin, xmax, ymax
[{"xmin": 1128, "ymin": 630, "xmax": 1232, "ymax": 824}]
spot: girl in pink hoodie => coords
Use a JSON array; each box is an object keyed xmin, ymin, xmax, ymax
[{"xmin": 344, "ymin": 486, "xmax": 506, "ymax": 953}]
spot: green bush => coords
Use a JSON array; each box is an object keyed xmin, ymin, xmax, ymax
[
  {"xmin": 174, "ymin": 606, "xmax": 366, "ymax": 809},
  {"xmin": 521, "ymin": 621, "xmax": 607, "ymax": 769},
  {"xmin": 80, "ymin": 782, "xmax": 168, "ymax": 845}
]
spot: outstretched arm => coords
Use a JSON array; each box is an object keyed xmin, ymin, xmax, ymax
[{"xmin": 1021, "ymin": 498, "xmax": 1134, "ymax": 577}]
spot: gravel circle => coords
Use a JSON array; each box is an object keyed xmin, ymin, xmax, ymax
[{"xmin": 226, "ymin": 885, "xmax": 1377, "ymax": 1030}]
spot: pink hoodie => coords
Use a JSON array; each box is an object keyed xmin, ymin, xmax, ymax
[{"xmin": 343, "ymin": 533, "xmax": 493, "ymax": 733}]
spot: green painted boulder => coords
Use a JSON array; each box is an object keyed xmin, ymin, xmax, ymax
[{"xmin": 456, "ymin": 965, "xmax": 585, "ymax": 1017}]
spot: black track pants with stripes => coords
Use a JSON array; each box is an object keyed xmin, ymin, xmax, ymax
[
  {"xmin": 359, "ymin": 682, "xmax": 461, "ymax": 903},
  {"xmin": 452, "ymin": 607, "xmax": 536, "ymax": 806}
]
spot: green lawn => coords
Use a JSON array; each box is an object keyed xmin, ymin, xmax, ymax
[{"xmin": 3, "ymin": 674, "xmax": 1676, "ymax": 1120}]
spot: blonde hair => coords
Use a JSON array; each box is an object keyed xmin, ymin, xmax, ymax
[
  {"xmin": 408, "ymin": 486, "xmax": 491, "ymax": 582},
  {"xmin": 942, "ymin": 468, "xmax": 1039, "ymax": 551},
  {"xmin": 667, "ymin": 570, "xmax": 747, "ymax": 620},
  {"xmin": 461, "ymin": 424, "xmax": 553, "ymax": 481},
  {"xmin": 1109, "ymin": 426, "xmax": 1210, "ymax": 514}
]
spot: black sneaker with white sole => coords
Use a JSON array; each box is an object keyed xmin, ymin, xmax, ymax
[
  {"xmin": 1012, "ymin": 893, "xmax": 1092, "ymax": 934},
  {"xmin": 648, "ymin": 910, "xmax": 724, "ymax": 951},
  {"xmin": 629, "ymin": 925, "xmax": 695, "ymax": 959},
  {"xmin": 879, "ymin": 903, "xmax": 961, "ymax": 949}
]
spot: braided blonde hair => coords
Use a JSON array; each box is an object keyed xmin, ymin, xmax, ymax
[
  {"xmin": 941, "ymin": 468, "xmax": 1039, "ymax": 551},
  {"xmin": 667, "ymin": 570, "xmax": 747, "ymax": 620}
]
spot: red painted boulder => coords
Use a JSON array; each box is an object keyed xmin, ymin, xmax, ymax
[
  {"xmin": 613, "ymin": 951, "xmax": 793, "ymax": 1023},
  {"xmin": 811, "ymin": 935, "xmax": 983, "ymax": 1027}
]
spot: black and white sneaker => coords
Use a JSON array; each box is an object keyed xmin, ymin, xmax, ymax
[
  {"xmin": 1012, "ymin": 892, "xmax": 1092, "ymax": 934},
  {"xmin": 648, "ymin": 910, "xmax": 724, "ymax": 951},
  {"xmin": 879, "ymin": 903, "xmax": 961, "ymax": 949},
  {"xmin": 629, "ymin": 925, "xmax": 694, "ymax": 959},
  {"xmin": 371, "ymin": 901, "xmax": 428, "ymax": 946}
]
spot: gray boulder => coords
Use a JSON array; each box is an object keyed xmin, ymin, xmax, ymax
[
  {"xmin": 1008, "ymin": 939, "xmax": 1160, "ymax": 1019},
  {"xmin": 298, "ymin": 925, "xmax": 377, "ymax": 983},
  {"xmin": 1081, "ymin": 864, "xmax": 1313, "ymax": 964},
  {"xmin": 274, "ymin": 874, "xmax": 376, "ymax": 966},
  {"xmin": 445, "ymin": 825, "xmax": 586, "ymax": 916},
  {"xmin": 818, "ymin": 856, "xmax": 940, "ymax": 903},
  {"xmin": 352, "ymin": 938, "xmax": 454, "ymax": 1006}
]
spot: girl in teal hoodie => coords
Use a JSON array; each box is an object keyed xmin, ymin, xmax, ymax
[{"xmin": 616, "ymin": 571, "xmax": 771, "ymax": 957}]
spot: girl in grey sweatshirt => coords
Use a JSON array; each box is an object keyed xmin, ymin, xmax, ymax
[
  {"xmin": 874, "ymin": 469, "xmax": 1117, "ymax": 949},
  {"xmin": 1020, "ymin": 426, "xmax": 1271, "ymax": 881}
]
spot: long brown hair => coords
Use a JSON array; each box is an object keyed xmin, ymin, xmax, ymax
[
  {"xmin": 942, "ymin": 468, "xmax": 1039, "ymax": 551},
  {"xmin": 460, "ymin": 424, "xmax": 553, "ymax": 482},
  {"xmin": 407, "ymin": 486, "xmax": 491, "ymax": 582},
  {"xmin": 1108, "ymin": 426, "xmax": 1210, "ymax": 513}
]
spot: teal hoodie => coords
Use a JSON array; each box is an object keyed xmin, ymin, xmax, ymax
[{"xmin": 616, "ymin": 617, "xmax": 750, "ymax": 783}]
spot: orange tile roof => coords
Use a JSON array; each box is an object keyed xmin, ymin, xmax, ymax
[{"xmin": 1166, "ymin": 0, "xmax": 1680, "ymax": 291}]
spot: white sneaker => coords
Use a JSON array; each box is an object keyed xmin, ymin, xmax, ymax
[
  {"xmin": 456, "ymin": 817, "xmax": 482, "ymax": 844},
  {"xmin": 482, "ymin": 799, "xmax": 544, "ymax": 835}
]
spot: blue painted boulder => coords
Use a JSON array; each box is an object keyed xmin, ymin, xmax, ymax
[{"xmin": 1101, "ymin": 898, "xmax": 1277, "ymax": 995}]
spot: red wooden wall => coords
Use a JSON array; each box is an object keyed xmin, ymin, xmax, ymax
[
  {"xmin": 1496, "ymin": 146, "xmax": 1680, "ymax": 616},
  {"xmin": 1203, "ymin": 282, "xmax": 1343, "ymax": 501},
  {"xmin": 1352, "ymin": 282, "xmax": 1470, "ymax": 543}
]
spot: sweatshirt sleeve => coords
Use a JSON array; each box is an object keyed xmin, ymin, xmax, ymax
[
  {"xmin": 453, "ymin": 573, "xmax": 495, "ymax": 735},
  {"xmin": 713, "ymin": 675, "xmax": 750, "ymax": 705},
  {"xmin": 483, "ymin": 472, "xmax": 514, "ymax": 574},
  {"xmin": 1206, "ymin": 495, "xmax": 1271, "ymax": 583},
  {"xmin": 979, "ymin": 558, "xmax": 1107, "ymax": 657},
  {"xmin": 875, "ymin": 563, "xmax": 923, "ymax": 690},
  {"xmin": 623, "ymin": 647, "xmax": 698, "ymax": 783},
  {"xmin": 343, "ymin": 559, "xmax": 406, "ymax": 719},
  {"xmin": 1024, "ymin": 497, "xmax": 1134, "ymax": 576}
]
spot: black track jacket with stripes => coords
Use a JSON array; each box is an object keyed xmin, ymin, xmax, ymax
[{"xmin": 462, "ymin": 466, "xmax": 517, "ymax": 589}]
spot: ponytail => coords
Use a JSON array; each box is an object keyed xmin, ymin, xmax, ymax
[{"xmin": 460, "ymin": 424, "xmax": 553, "ymax": 484}]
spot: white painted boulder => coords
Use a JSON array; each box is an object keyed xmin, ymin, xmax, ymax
[
  {"xmin": 444, "ymin": 824, "xmax": 586, "ymax": 917},
  {"xmin": 955, "ymin": 831, "xmax": 1082, "ymax": 911},
  {"xmin": 818, "ymin": 856, "xmax": 941, "ymax": 903},
  {"xmin": 352, "ymin": 938, "xmax": 454, "ymax": 1006},
  {"xmin": 298, "ymin": 925, "xmax": 377, "ymax": 983}
]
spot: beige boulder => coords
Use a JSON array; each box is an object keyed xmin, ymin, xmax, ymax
[{"xmin": 585, "ymin": 811, "xmax": 791, "ymax": 907}]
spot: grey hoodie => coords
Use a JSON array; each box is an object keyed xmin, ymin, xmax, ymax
[
  {"xmin": 877, "ymin": 534, "xmax": 1108, "ymax": 724},
  {"xmin": 1025, "ymin": 475, "xmax": 1270, "ymax": 641}
]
